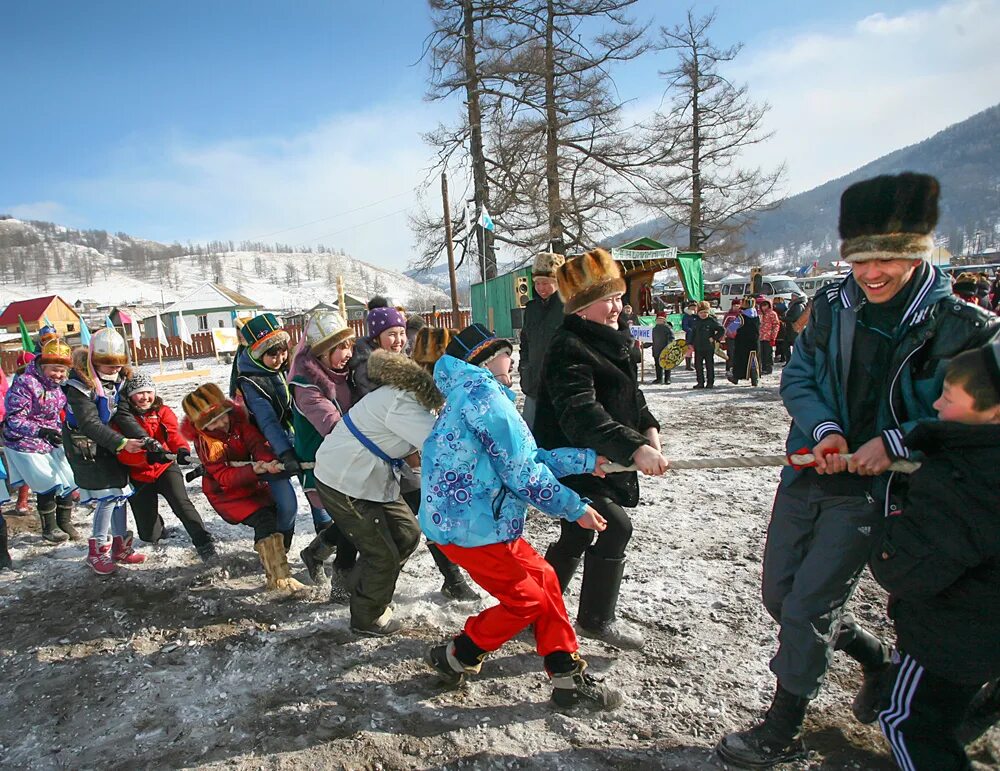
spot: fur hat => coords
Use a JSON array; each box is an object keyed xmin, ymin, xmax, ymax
[
  {"xmin": 556, "ymin": 248, "xmax": 627, "ymax": 315},
  {"xmin": 697, "ymin": 300, "xmax": 712, "ymax": 312},
  {"xmin": 304, "ymin": 310, "xmax": 354, "ymax": 357},
  {"xmin": 38, "ymin": 339, "xmax": 72, "ymax": 368},
  {"xmin": 446, "ymin": 323, "xmax": 513, "ymax": 367},
  {"xmin": 532, "ymin": 252, "xmax": 566, "ymax": 279},
  {"xmin": 953, "ymin": 272, "xmax": 979, "ymax": 300},
  {"xmin": 123, "ymin": 371, "xmax": 156, "ymax": 399},
  {"xmin": 90, "ymin": 327, "xmax": 130, "ymax": 366},
  {"xmin": 15, "ymin": 350, "xmax": 35, "ymax": 375},
  {"xmin": 239, "ymin": 313, "xmax": 290, "ymax": 360},
  {"xmin": 839, "ymin": 173, "xmax": 939, "ymax": 263},
  {"xmin": 367, "ymin": 307, "xmax": 406, "ymax": 340},
  {"xmin": 411, "ymin": 327, "xmax": 456, "ymax": 369},
  {"xmin": 182, "ymin": 383, "xmax": 233, "ymax": 432},
  {"xmin": 406, "ymin": 313, "xmax": 426, "ymax": 332}
]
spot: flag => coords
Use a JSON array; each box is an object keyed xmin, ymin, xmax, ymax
[
  {"xmin": 155, "ymin": 313, "xmax": 169, "ymax": 349},
  {"xmin": 478, "ymin": 206, "xmax": 495, "ymax": 232},
  {"xmin": 105, "ymin": 316, "xmax": 114, "ymax": 328},
  {"xmin": 177, "ymin": 311, "xmax": 192, "ymax": 346},
  {"xmin": 17, "ymin": 316, "xmax": 32, "ymax": 351},
  {"xmin": 79, "ymin": 317, "xmax": 91, "ymax": 346},
  {"xmin": 130, "ymin": 315, "xmax": 142, "ymax": 347}
]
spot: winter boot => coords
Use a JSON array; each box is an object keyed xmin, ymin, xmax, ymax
[
  {"xmin": 957, "ymin": 678, "xmax": 1000, "ymax": 746},
  {"xmin": 195, "ymin": 538, "xmax": 218, "ymax": 563},
  {"xmin": 427, "ymin": 542, "xmax": 479, "ymax": 601},
  {"xmin": 111, "ymin": 531, "xmax": 147, "ymax": 564},
  {"xmin": 441, "ymin": 578, "xmax": 479, "ymax": 601},
  {"xmin": 55, "ymin": 498, "xmax": 80, "ymax": 541},
  {"xmin": 39, "ymin": 502, "xmax": 69, "ymax": 543},
  {"xmin": 254, "ymin": 532, "xmax": 308, "ymax": 596},
  {"xmin": 716, "ymin": 684, "xmax": 809, "ymax": 768},
  {"xmin": 427, "ymin": 636, "xmax": 485, "ymax": 687},
  {"xmin": 544, "ymin": 544, "xmax": 581, "ymax": 594},
  {"xmin": 281, "ymin": 530, "xmax": 294, "ymax": 553},
  {"xmin": 351, "ymin": 607, "xmax": 402, "ymax": 637},
  {"xmin": 15, "ymin": 486, "xmax": 31, "ymax": 515},
  {"xmin": 685, "ymin": 358, "xmax": 693, "ymax": 371},
  {"xmin": 549, "ymin": 654, "xmax": 623, "ymax": 711},
  {"xmin": 329, "ymin": 565, "xmax": 353, "ymax": 604},
  {"xmin": 837, "ymin": 627, "xmax": 891, "ymax": 724},
  {"xmin": 0, "ymin": 518, "xmax": 13, "ymax": 571},
  {"xmin": 575, "ymin": 550, "xmax": 644, "ymax": 650},
  {"xmin": 86, "ymin": 537, "xmax": 117, "ymax": 576},
  {"xmin": 300, "ymin": 533, "xmax": 335, "ymax": 585}
]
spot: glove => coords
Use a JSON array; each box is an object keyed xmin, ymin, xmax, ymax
[
  {"xmin": 279, "ymin": 450, "xmax": 302, "ymax": 474},
  {"xmin": 38, "ymin": 428, "xmax": 63, "ymax": 447},
  {"xmin": 175, "ymin": 447, "xmax": 192, "ymax": 466},
  {"xmin": 142, "ymin": 438, "xmax": 170, "ymax": 464}
]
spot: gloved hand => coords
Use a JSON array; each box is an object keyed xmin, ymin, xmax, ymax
[
  {"xmin": 38, "ymin": 428, "xmax": 63, "ymax": 447},
  {"xmin": 142, "ymin": 438, "xmax": 170, "ymax": 463},
  {"xmin": 175, "ymin": 447, "xmax": 192, "ymax": 466},
  {"xmin": 279, "ymin": 450, "xmax": 302, "ymax": 474}
]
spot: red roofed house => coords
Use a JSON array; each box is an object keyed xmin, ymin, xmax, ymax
[{"xmin": 0, "ymin": 294, "xmax": 81, "ymax": 337}]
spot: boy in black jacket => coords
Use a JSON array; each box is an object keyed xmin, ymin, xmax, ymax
[
  {"xmin": 689, "ymin": 301, "xmax": 725, "ymax": 389},
  {"xmin": 871, "ymin": 343, "xmax": 1000, "ymax": 771}
]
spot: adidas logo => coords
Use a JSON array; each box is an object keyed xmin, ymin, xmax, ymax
[{"xmin": 857, "ymin": 526, "xmax": 871, "ymax": 536}]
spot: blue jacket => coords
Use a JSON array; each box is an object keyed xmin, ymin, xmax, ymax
[
  {"xmin": 779, "ymin": 265, "xmax": 999, "ymax": 496},
  {"xmin": 420, "ymin": 355, "xmax": 595, "ymax": 548},
  {"xmin": 234, "ymin": 348, "xmax": 293, "ymax": 456}
]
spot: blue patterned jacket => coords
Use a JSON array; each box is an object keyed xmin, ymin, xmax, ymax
[{"xmin": 420, "ymin": 355, "xmax": 595, "ymax": 548}]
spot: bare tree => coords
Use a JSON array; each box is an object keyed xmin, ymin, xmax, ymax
[{"xmin": 644, "ymin": 9, "xmax": 783, "ymax": 260}]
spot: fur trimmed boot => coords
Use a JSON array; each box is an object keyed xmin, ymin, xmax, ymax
[
  {"xmin": 716, "ymin": 684, "xmax": 809, "ymax": 768},
  {"xmin": 55, "ymin": 498, "xmax": 80, "ymax": 541},
  {"xmin": 111, "ymin": 531, "xmax": 147, "ymax": 564},
  {"xmin": 39, "ymin": 502, "xmax": 69, "ymax": 543},
  {"xmin": 86, "ymin": 537, "xmax": 117, "ymax": 576},
  {"xmin": 254, "ymin": 532, "xmax": 308, "ymax": 596},
  {"xmin": 549, "ymin": 654, "xmax": 623, "ymax": 711}
]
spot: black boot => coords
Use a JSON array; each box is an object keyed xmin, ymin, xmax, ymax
[
  {"xmin": 0, "ymin": 518, "xmax": 13, "ymax": 571},
  {"xmin": 281, "ymin": 530, "xmax": 294, "ymax": 553},
  {"xmin": 838, "ymin": 626, "xmax": 891, "ymax": 724},
  {"xmin": 55, "ymin": 498, "xmax": 79, "ymax": 541},
  {"xmin": 544, "ymin": 544, "xmax": 581, "ymax": 594},
  {"xmin": 576, "ymin": 550, "xmax": 643, "ymax": 649},
  {"xmin": 716, "ymin": 684, "xmax": 809, "ymax": 768},
  {"xmin": 300, "ymin": 534, "xmax": 335, "ymax": 585},
  {"xmin": 427, "ymin": 542, "xmax": 478, "ymax": 601},
  {"xmin": 194, "ymin": 537, "xmax": 218, "ymax": 563},
  {"xmin": 39, "ymin": 502, "xmax": 68, "ymax": 543},
  {"xmin": 957, "ymin": 679, "xmax": 1000, "ymax": 745},
  {"xmin": 548, "ymin": 653, "xmax": 623, "ymax": 711}
]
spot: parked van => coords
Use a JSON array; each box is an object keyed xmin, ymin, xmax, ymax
[
  {"xmin": 796, "ymin": 272, "xmax": 845, "ymax": 297},
  {"xmin": 719, "ymin": 274, "xmax": 804, "ymax": 309}
]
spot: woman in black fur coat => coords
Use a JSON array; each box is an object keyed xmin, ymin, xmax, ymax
[{"xmin": 533, "ymin": 249, "xmax": 667, "ymax": 650}]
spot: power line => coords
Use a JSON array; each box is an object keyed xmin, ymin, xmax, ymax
[
  {"xmin": 303, "ymin": 204, "xmax": 416, "ymax": 243},
  {"xmin": 245, "ymin": 189, "xmax": 415, "ymax": 241}
]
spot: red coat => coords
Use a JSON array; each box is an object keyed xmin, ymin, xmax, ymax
[
  {"xmin": 758, "ymin": 308, "xmax": 781, "ymax": 344},
  {"xmin": 180, "ymin": 405, "xmax": 276, "ymax": 524},
  {"xmin": 115, "ymin": 399, "xmax": 190, "ymax": 483}
]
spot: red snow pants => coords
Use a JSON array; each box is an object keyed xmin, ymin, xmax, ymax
[{"xmin": 438, "ymin": 538, "xmax": 578, "ymax": 657}]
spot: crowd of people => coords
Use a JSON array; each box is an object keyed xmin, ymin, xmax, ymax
[{"xmin": 0, "ymin": 171, "xmax": 997, "ymax": 769}]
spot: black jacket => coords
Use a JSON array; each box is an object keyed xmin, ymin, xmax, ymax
[
  {"xmin": 689, "ymin": 315, "xmax": 725, "ymax": 352},
  {"xmin": 519, "ymin": 293, "xmax": 564, "ymax": 398},
  {"xmin": 534, "ymin": 314, "xmax": 660, "ymax": 507},
  {"xmin": 652, "ymin": 324, "xmax": 674, "ymax": 355},
  {"xmin": 870, "ymin": 421, "xmax": 1000, "ymax": 684}
]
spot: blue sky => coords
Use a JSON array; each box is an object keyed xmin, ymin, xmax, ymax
[{"xmin": 3, "ymin": 0, "xmax": 997, "ymax": 271}]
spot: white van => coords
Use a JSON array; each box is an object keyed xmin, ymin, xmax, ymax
[
  {"xmin": 719, "ymin": 274, "xmax": 804, "ymax": 309},
  {"xmin": 796, "ymin": 272, "xmax": 846, "ymax": 297}
]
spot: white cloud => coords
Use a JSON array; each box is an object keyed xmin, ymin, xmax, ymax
[
  {"xmin": 731, "ymin": 0, "xmax": 1000, "ymax": 195},
  {"xmin": 3, "ymin": 201, "xmax": 72, "ymax": 222}
]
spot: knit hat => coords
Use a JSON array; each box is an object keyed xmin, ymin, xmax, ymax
[
  {"xmin": 446, "ymin": 323, "xmax": 513, "ymax": 367},
  {"xmin": 15, "ymin": 350, "xmax": 35, "ymax": 375},
  {"xmin": 839, "ymin": 173, "xmax": 939, "ymax": 263},
  {"xmin": 90, "ymin": 327, "xmax": 129, "ymax": 366},
  {"xmin": 412, "ymin": 327, "xmax": 456, "ymax": 368},
  {"xmin": 304, "ymin": 310, "xmax": 354, "ymax": 357},
  {"xmin": 182, "ymin": 383, "xmax": 233, "ymax": 431},
  {"xmin": 532, "ymin": 252, "xmax": 566, "ymax": 279},
  {"xmin": 982, "ymin": 341, "xmax": 1000, "ymax": 397},
  {"xmin": 123, "ymin": 371, "xmax": 156, "ymax": 399},
  {"xmin": 655, "ymin": 311, "xmax": 668, "ymax": 320},
  {"xmin": 367, "ymin": 307, "xmax": 406, "ymax": 340},
  {"xmin": 239, "ymin": 313, "xmax": 290, "ymax": 360},
  {"xmin": 556, "ymin": 248, "xmax": 627, "ymax": 315},
  {"xmin": 38, "ymin": 339, "xmax": 72, "ymax": 367}
]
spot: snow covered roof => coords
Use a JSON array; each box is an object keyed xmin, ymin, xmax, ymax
[{"xmin": 163, "ymin": 283, "xmax": 262, "ymax": 315}]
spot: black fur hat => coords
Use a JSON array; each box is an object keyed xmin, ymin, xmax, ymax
[{"xmin": 839, "ymin": 172, "xmax": 939, "ymax": 262}]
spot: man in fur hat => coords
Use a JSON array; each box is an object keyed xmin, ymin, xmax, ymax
[
  {"xmin": 718, "ymin": 173, "xmax": 1000, "ymax": 768},
  {"xmin": 519, "ymin": 252, "xmax": 565, "ymax": 429}
]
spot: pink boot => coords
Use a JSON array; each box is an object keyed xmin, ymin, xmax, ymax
[
  {"xmin": 86, "ymin": 538, "xmax": 117, "ymax": 576},
  {"xmin": 111, "ymin": 531, "xmax": 147, "ymax": 565}
]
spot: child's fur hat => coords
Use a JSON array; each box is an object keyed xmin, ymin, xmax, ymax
[
  {"xmin": 90, "ymin": 327, "xmax": 130, "ymax": 366},
  {"xmin": 38, "ymin": 339, "xmax": 72, "ymax": 367},
  {"xmin": 697, "ymin": 300, "xmax": 712, "ymax": 312},
  {"xmin": 556, "ymin": 248, "xmax": 626, "ymax": 314},
  {"xmin": 532, "ymin": 252, "xmax": 566, "ymax": 279},
  {"xmin": 839, "ymin": 172, "xmax": 939, "ymax": 263},
  {"xmin": 411, "ymin": 327, "xmax": 456, "ymax": 369},
  {"xmin": 182, "ymin": 383, "xmax": 233, "ymax": 431}
]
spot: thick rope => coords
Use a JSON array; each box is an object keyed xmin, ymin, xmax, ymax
[{"xmin": 601, "ymin": 453, "xmax": 920, "ymax": 474}]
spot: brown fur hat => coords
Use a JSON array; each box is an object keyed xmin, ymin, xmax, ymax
[
  {"xmin": 411, "ymin": 327, "xmax": 457, "ymax": 370},
  {"xmin": 532, "ymin": 252, "xmax": 566, "ymax": 279},
  {"xmin": 182, "ymin": 383, "xmax": 233, "ymax": 431},
  {"xmin": 839, "ymin": 172, "xmax": 939, "ymax": 262},
  {"xmin": 89, "ymin": 327, "xmax": 130, "ymax": 366},
  {"xmin": 556, "ymin": 248, "xmax": 627, "ymax": 315},
  {"xmin": 38, "ymin": 339, "xmax": 73, "ymax": 368}
]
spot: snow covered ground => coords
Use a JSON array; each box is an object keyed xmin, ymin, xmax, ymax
[{"xmin": 1, "ymin": 354, "xmax": 997, "ymax": 769}]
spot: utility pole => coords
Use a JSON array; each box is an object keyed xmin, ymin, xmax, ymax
[{"xmin": 441, "ymin": 172, "xmax": 461, "ymax": 318}]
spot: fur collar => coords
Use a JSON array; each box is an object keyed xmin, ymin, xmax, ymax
[
  {"xmin": 68, "ymin": 347, "xmax": 132, "ymax": 392},
  {"xmin": 367, "ymin": 349, "xmax": 443, "ymax": 412},
  {"xmin": 289, "ymin": 347, "xmax": 348, "ymax": 400}
]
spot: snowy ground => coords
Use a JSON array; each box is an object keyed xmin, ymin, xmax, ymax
[{"xmin": 1, "ymin": 354, "xmax": 997, "ymax": 770}]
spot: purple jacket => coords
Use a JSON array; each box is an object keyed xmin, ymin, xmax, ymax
[{"xmin": 2, "ymin": 360, "xmax": 67, "ymax": 454}]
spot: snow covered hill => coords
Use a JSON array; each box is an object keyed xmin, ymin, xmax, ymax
[{"xmin": 0, "ymin": 217, "xmax": 448, "ymax": 311}]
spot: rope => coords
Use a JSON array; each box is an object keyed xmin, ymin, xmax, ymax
[{"xmin": 600, "ymin": 453, "xmax": 920, "ymax": 474}]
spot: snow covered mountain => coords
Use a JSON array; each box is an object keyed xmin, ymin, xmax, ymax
[{"xmin": 0, "ymin": 217, "xmax": 448, "ymax": 311}]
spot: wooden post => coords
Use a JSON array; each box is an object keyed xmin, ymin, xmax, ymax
[
  {"xmin": 441, "ymin": 171, "xmax": 461, "ymax": 317},
  {"xmin": 157, "ymin": 343, "xmax": 164, "ymax": 374},
  {"xmin": 337, "ymin": 275, "xmax": 346, "ymax": 319}
]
